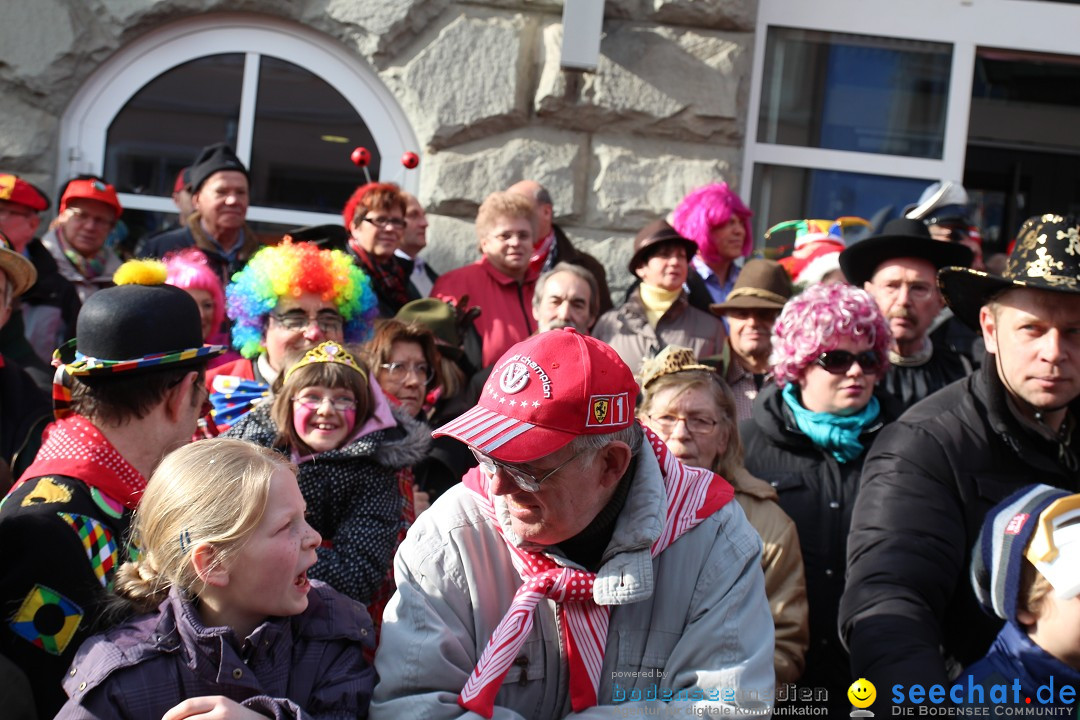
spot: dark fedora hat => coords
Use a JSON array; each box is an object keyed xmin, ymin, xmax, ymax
[
  {"xmin": 627, "ymin": 219, "xmax": 697, "ymax": 275},
  {"xmin": 58, "ymin": 282, "xmax": 226, "ymax": 377},
  {"xmin": 710, "ymin": 259, "xmax": 792, "ymax": 313},
  {"xmin": 839, "ymin": 217, "xmax": 974, "ymax": 287},
  {"xmin": 941, "ymin": 213, "xmax": 1080, "ymax": 329}
]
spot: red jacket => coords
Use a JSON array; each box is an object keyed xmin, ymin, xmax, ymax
[{"xmin": 431, "ymin": 258, "xmax": 538, "ymax": 368}]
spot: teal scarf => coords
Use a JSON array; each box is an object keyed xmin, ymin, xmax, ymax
[{"xmin": 781, "ymin": 384, "xmax": 880, "ymax": 463}]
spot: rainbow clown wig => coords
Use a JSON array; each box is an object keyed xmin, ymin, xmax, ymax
[
  {"xmin": 671, "ymin": 182, "xmax": 754, "ymax": 265},
  {"xmin": 226, "ymin": 240, "xmax": 378, "ymax": 359},
  {"xmin": 769, "ymin": 282, "xmax": 891, "ymax": 388}
]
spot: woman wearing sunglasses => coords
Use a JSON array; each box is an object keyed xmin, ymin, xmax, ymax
[{"xmin": 740, "ymin": 281, "xmax": 902, "ymax": 716}]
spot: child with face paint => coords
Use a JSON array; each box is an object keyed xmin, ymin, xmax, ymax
[{"xmin": 225, "ymin": 341, "xmax": 431, "ymax": 621}]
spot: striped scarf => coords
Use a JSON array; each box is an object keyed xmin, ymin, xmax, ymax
[{"xmin": 459, "ymin": 426, "xmax": 733, "ymax": 717}]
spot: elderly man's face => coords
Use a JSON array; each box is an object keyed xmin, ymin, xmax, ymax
[
  {"xmin": 487, "ymin": 442, "xmax": 619, "ymax": 545},
  {"xmin": 864, "ymin": 257, "xmax": 943, "ymax": 354},
  {"xmin": 725, "ymin": 308, "xmax": 779, "ymax": 365},
  {"xmin": 534, "ymin": 270, "xmax": 595, "ymax": 332},
  {"xmin": 193, "ymin": 171, "xmax": 249, "ymax": 237},
  {"xmin": 981, "ymin": 288, "xmax": 1080, "ymax": 421},
  {"xmin": 61, "ymin": 198, "xmax": 116, "ymax": 258}
]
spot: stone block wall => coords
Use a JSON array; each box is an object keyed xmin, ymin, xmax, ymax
[{"xmin": 0, "ymin": 0, "xmax": 755, "ymax": 299}]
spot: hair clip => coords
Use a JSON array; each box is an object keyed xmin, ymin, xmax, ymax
[{"xmin": 179, "ymin": 528, "xmax": 192, "ymax": 552}]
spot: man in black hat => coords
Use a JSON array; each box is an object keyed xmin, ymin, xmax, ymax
[
  {"xmin": 840, "ymin": 213, "xmax": 1080, "ymax": 710},
  {"xmin": 0, "ymin": 275, "xmax": 224, "ymax": 717},
  {"xmin": 710, "ymin": 258, "xmax": 792, "ymax": 422},
  {"xmin": 138, "ymin": 143, "xmax": 259, "ymax": 284},
  {"xmin": 839, "ymin": 217, "xmax": 977, "ymax": 409}
]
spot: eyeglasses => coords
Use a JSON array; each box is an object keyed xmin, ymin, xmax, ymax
[
  {"xmin": 66, "ymin": 207, "xmax": 116, "ymax": 228},
  {"xmin": 470, "ymin": 446, "xmax": 591, "ymax": 493},
  {"xmin": 293, "ymin": 394, "xmax": 357, "ymax": 412},
  {"xmin": 647, "ymin": 414, "xmax": 719, "ymax": 435},
  {"xmin": 270, "ymin": 311, "xmax": 344, "ymax": 334},
  {"xmin": 379, "ymin": 361, "xmax": 434, "ymax": 384},
  {"xmin": 813, "ymin": 350, "xmax": 884, "ymax": 375},
  {"xmin": 362, "ymin": 216, "xmax": 407, "ymax": 230}
]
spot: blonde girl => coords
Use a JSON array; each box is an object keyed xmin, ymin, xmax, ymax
[{"xmin": 56, "ymin": 438, "xmax": 374, "ymax": 720}]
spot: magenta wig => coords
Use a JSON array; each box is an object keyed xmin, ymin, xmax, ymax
[
  {"xmin": 671, "ymin": 182, "xmax": 754, "ymax": 265},
  {"xmin": 163, "ymin": 248, "xmax": 225, "ymax": 334},
  {"xmin": 770, "ymin": 282, "xmax": 891, "ymax": 387}
]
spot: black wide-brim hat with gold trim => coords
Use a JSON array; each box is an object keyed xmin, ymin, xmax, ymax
[
  {"xmin": 56, "ymin": 281, "xmax": 226, "ymax": 377},
  {"xmin": 940, "ymin": 213, "xmax": 1080, "ymax": 329}
]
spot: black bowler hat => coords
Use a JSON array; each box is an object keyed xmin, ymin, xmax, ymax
[
  {"xmin": 57, "ymin": 283, "xmax": 226, "ymax": 377},
  {"xmin": 188, "ymin": 143, "xmax": 249, "ymax": 193},
  {"xmin": 941, "ymin": 214, "xmax": 1080, "ymax": 329},
  {"xmin": 839, "ymin": 217, "xmax": 974, "ymax": 287}
]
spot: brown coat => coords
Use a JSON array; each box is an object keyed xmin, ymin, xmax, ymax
[
  {"xmin": 592, "ymin": 290, "xmax": 725, "ymax": 379},
  {"xmin": 729, "ymin": 467, "xmax": 810, "ymax": 685}
]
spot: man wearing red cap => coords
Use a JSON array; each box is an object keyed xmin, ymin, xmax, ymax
[
  {"xmin": 371, "ymin": 328, "xmax": 774, "ymax": 718},
  {"xmin": 41, "ymin": 177, "xmax": 123, "ymax": 305},
  {"xmin": 0, "ymin": 174, "xmax": 81, "ymax": 378}
]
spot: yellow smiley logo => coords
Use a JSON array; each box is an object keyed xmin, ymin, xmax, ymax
[{"xmin": 848, "ymin": 678, "xmax": 876, "ymax": 709}]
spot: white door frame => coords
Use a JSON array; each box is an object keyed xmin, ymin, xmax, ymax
[{"xmin": 58, "ymin": 14, "xmax": 419, "ymax": 227}]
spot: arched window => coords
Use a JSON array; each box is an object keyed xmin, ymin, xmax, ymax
[{"xmin": 58, "ymin": 15, "xmax": 419, "ymax": 241}]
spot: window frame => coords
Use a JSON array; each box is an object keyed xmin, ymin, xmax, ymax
[
  {"xmin": 57, "ymin": 14, "xmax": 419, "ymax": 227},
  {"xmin": 743, "ymin": 0, "xmax": 1080, "ymax": 214}
]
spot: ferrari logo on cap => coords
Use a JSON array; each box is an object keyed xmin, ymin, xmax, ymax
[
  {"xmin": 592, "ymin": 399, "xmax": 609, "ymax": 424},
  {"xmin": 499, "ymin": 362, "xmax": 530, "ymax": 395}
]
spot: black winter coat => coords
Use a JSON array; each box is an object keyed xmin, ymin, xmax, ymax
[
  {"xmin": 840, "ymin": 360, "xmax": 1080, "ymax": 702},
  {"xmin": 740, "ymin": 383, "xmax": 900, "ymax": 712}
]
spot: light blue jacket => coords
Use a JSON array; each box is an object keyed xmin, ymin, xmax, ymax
[{"xmin": 371, "ymin": 443, "xmax": 775, "ymax": 719}]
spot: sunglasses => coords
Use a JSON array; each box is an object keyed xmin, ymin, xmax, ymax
[{"xmin": 813, "ymin": 350, "xmax": 883, "ymax": 375}]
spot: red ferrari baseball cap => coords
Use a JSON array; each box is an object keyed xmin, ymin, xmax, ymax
[{"xmin": 433, "ymin": 328, "xmax": 639, "ymax": 463}]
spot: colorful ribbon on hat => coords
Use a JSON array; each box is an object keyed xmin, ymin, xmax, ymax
[{"xmin": 458, "ymin": 424, "xmax": 733, "ymax": 718}]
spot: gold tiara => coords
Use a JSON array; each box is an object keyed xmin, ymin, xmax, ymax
[{"xmin": 284, "ymin": 341, "xmax": 366, "ymax": 381}]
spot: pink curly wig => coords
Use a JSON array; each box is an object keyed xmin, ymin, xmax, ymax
[
  {"xmin": 769, "ymin": 282, "xmax": 891, "ymax": 387},
  {"xmin": 163, "ymin": 248, "xmax": 225, "ymax": 335},
  {"xmin": 671, "ymin": 182, "xmax": 754, "ymax": 265}
]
